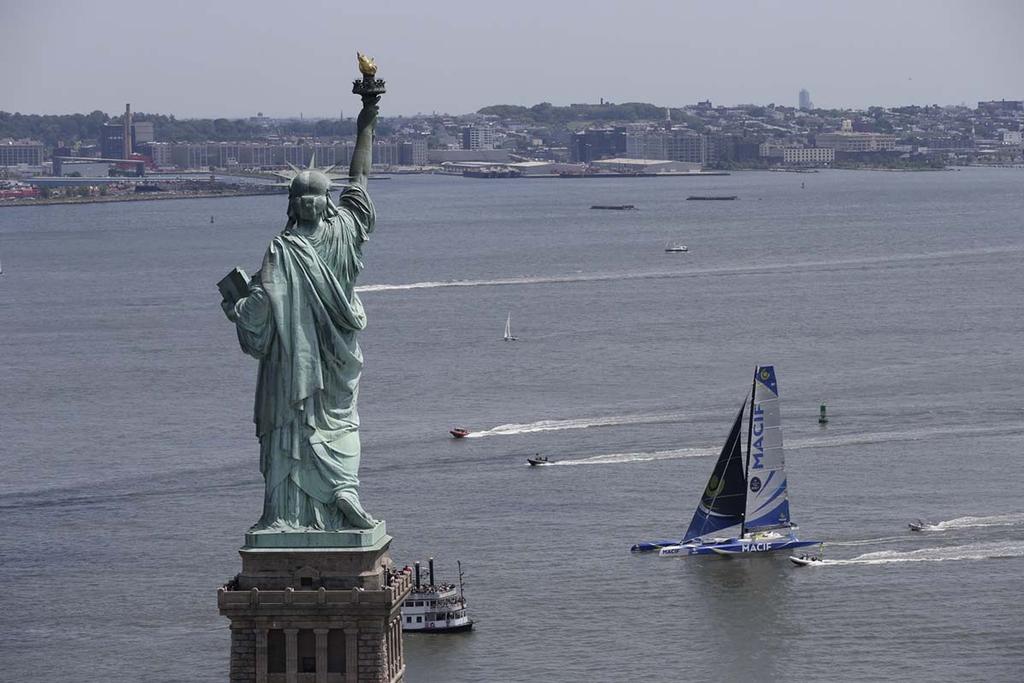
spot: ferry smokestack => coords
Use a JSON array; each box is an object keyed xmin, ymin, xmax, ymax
[
  {"xmin": 428, "ymin": 557, "xmax": 434, "ymax": 586},
  {"xmin": 414, "ymin": 561, "xmax": 421, "ymax": 589},
  {"xmin": 123, "ymin": 103, "xmax": 132, "ymax": 160}
]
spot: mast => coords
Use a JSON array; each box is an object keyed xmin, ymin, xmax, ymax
[{"xmin": 741, "ymin": 367, "xmax": 757, "ymax": 538}]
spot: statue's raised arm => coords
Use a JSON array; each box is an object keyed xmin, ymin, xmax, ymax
[{"xmin": 350, "ymin": 52, "xmax": 385, "ymax": 188}]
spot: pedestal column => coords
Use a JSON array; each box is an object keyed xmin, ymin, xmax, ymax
[{"xmin": 314, "ymin": 628, "xmax": 328, "ymax": 683}]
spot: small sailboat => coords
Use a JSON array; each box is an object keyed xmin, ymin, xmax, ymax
[
  {"xmin": 503, "ymin": 313, "xmax": 518, "ymax": 342},
  {"xmin": 631, "ymin": 365, "xmax": 822, "ymax": 557}
]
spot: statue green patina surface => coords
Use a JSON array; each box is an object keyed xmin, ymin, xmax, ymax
[{"xmin": 221, "ymin": 55, "xmax": 385, "ymax": 535}]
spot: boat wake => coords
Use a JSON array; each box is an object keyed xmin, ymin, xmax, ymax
[
  {"xmin": 357, "ymin": 245, "xmax": 1024, "ymax": 294},
  {"xmin": 552, "ymin": 447, "xmax": 712, "ymax": 466},
  {"xmin": 461, "ymin": 408, "xmax": 1024, "ymax": 445},
  {"xmin": 463, "ymin": 411, "xmax": 690, "ymax": 438},
  {"xmin": 828, "ymin": 536, "xmax": 908, "ymax": 547},
  {"xmin": 787, "ymin": 423, "xmax": 1024, "ymax": 452},
  {"xmin": 499, "ymin": 422, "xmax": 1024, "ymax": 466},
  {"xmin": 917, "ymin": 513, "xmax": 1024, "ymax": 532},
  {"xmin": 810, "ymin": 542, "xmax": 1024, "ymax": 567}
]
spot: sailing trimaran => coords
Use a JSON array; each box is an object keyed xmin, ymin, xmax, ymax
[{"xmin": 631, "ymin": 365, "xmax": 821, "ymax": 556}]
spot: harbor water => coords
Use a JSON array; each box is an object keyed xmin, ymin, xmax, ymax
[{"xmin": 1, "ymin": 168, "xmax": 1022, "ymax": 681}]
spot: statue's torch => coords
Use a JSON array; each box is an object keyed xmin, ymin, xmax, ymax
[{"xmin": 353, "ymin": 52, "xmax": 386, "ymax": 99}]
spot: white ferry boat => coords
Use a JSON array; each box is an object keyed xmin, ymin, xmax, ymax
[{"xmin": 400, "ymin": 559, "xmax": 473, "ymax": 633}]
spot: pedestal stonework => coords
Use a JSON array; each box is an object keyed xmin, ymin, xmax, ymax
[{"xmin": 218, "ymin": 523, "xmax": 411, "ymax": 683}]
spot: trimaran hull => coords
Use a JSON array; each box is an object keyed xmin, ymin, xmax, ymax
[{"xmin": 656, "ymin": 537, "xmax": 819, "ymax": 557}]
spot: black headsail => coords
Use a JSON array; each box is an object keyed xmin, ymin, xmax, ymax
[{"xmin": 681, "ymin": 402, "xmax": 748, "ymax": 542}]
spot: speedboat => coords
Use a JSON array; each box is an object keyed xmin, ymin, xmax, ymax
[
  {"xmin": 665, "ymin": 244, "xmax": 689, "ymax": 253},
  {"xmin": 908, "ymin": 519, "xmax": 931, "ymax": 532},
  {"xmin": 789, "ymin": 554, "xmax": 823, "ymax": 567},
  {"xmin": 449, "ymin": 427, "xmax": 470, "ymax": 439},
  {"xmin": 527, "ymin": 455, "xmax": 550, "ymax": 466}
]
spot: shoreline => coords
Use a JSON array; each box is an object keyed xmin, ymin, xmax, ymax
[{"xmin": 0, "ymin": 189, "xmax": 284, "ymax": 209}]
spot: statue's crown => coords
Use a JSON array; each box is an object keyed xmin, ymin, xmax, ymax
[{"xmin": 289, "ymin": 170, "xmax": 332, "ymax": 197}]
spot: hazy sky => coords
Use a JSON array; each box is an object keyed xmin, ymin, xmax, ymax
[{"xmin": 2, "ymin": 0, "xmax": 1021, "ymax": 119}]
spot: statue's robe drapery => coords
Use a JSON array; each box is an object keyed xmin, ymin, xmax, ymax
[{"xmin": 232, "ymin": 185, "xmax": 375, "ymax": 530}]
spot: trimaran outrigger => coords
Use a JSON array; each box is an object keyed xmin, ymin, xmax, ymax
[{"xmin": 631, "ymin": 365, "xmax": 822, "ymax": 557}]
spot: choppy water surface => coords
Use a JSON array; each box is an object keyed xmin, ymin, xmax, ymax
[{"xmin": 1, "ymin": 169, "xmax": 1023, "ymax": 681}]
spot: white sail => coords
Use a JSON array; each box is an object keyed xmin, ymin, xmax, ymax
[
  {"xmin": 504, "ymin": 313, "xmax": 516, "ymax": 341},
  {"xmin": 744, "ymin": 366, "xmax": 793, "ymax": 533}
]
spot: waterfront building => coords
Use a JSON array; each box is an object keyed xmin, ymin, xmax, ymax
[
  {"xmin": 100, "ymin": 120, "xmax": 154, "ymax": 158},
  {"xmin": 759, "ymin": 141, "xmax": 785, "ymax": 160},
  {"xmin": 704, "ymin": 134, "xmax": 735, "ymax": 165},
  {"xmin": 816, "ymin": 131, "xmax": 897, "ymax": 152},
  {"xmin": 625, "ymin": 129, "xmax": 707, "ymax": 164},
  {"xmin": 373, "ymin": 141, "xmax": 402, "ymax": 166},
  {"xmin": 170, "ymin": 143, "xmax": 210, "ymax": 169},
  {"xmin": 0, "ymin": 139, "xmax": 44, "ymax": 167},
  {"xmin": 571, "ymin": 127, "xmax": 627, "ymax": 163},
  {"xmin": 625, "ymin": 128, "xmax": 668, "ymax": 160},
  {"xmin": 154, "ymin": 141, "xmax": 360, "ymax": 170},
  {"xmin": 461, "ymin": 125, "xmax": 495, "ymax": 150},
  {"xmin": 141, "ymin": 142, "xmax": 173, "ymax": 168},
  {"xmin": 667, "ymin": 130, "xmax": 706, "ymax": 164},
  {"xmin": 399, "ymin": 140, "xmax": 427, "ymax": 165},
  {"xmin": 799, "ymin": 89, "xmax": 813, "ymax": 111},
  {"xmin": 782, "ymin": 147, "xmax": 834, "ymax": 164},
  {"xmin": 99, "ymin": 124, "xmax": 126, "ymax": 159},
  {"xmin": 132, "ymin": 121, "xmax": 155, "ymax": 146},
  {"xmin": 278, "ymin": 143, "xmax": 353, "ymax": 168}
]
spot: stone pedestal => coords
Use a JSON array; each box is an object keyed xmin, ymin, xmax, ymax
[{"xmin": 219, "ymin": 522, "xmax": 411, "ymax": 683}]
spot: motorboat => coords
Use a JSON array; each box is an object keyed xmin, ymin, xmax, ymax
[
  {"xmin": 449, "ymin": 427, "xmax": 470, "ymax": 439},
  {"xmin": 665, "ymin": 244, "xmax": 689, "ymax": 253},
  {"xmin": 527, "ymin": 455, "xmax": 551, "ymax": 466},
  {"xmin": 789, "ymin": 554, "xmax": 823, "ymax": 566},
  {"xmin": 631, "ymin": 365, "xmax": 822, "ymax": 557},
  {"xmin": 908, "ymin": 519, "xmax": 932, "ymax": 532}
]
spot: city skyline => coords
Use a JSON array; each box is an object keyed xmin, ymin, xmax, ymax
[{"xmin": 2, "ymin": 0, "xmax": 1022, "ymax": 118}]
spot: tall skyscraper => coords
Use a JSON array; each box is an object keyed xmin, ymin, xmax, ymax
[{"xmin": 799, "ymin": 89, "xmax": 813, "ymax": 111}]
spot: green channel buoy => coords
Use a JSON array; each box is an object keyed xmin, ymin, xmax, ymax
[{"xmin": 818, "ymin": 403, "xmax": 829, "ymax": 424}]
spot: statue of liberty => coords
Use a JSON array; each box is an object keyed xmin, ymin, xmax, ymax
[{"xmin": 220, "ymin": 54, "xmax": 385, "ymax": 532}]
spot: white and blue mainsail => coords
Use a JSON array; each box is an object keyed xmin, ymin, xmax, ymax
[
  {"xmin": 743, "ymin": 365, "xmax": 793, "ymax": 533},
  {"xmin": 682, "ymin": 404, "xmax": 747, "ymax": 541}
]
